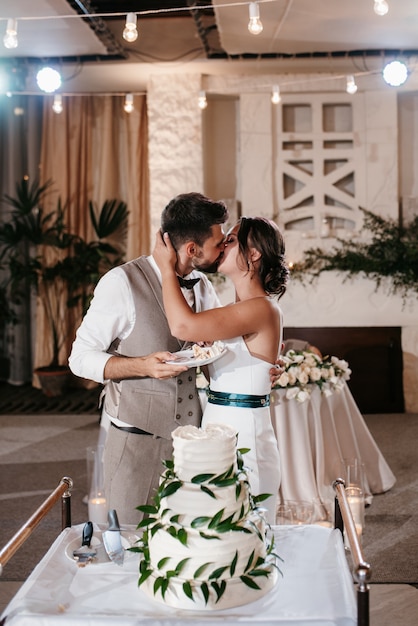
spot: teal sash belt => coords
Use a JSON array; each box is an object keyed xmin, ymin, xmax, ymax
[{"xmin": 206, "ymin": 389, "xmax": 270, "ymax": 408}]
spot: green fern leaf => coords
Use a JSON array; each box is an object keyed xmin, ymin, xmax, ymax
[
  {"xmin": 240, "ymin": 575, "xmax": 261, "ymax": 590},
  {"xmin": 211, "ymin": 579, "xmax": 227, "ymax": 601},
  {"xmin": 208, "ymin": 565, "xmax": 228, "ymax": 580},
  {"xmin": 183, "ymin": 581, "xmax": 194, "ymax": 600},
  {"xmin": 157, "ymin": 557, "xmax": 171, "ymax": 570},
  {"xmin": 200, "ymin": 485, "xmax": 217, "ymax": 499},
  {"xmin": 191, "ymin": 516, "xmax": 211, "ymax": 528},
  {"xmin": 191, "ymin": 473, "xmax": 216, "ymax": 483},
  {"xmin": 194, "ymin": 562, "xmax": 213, "ymax": 578},
  {"xmin": 230, "ymin": 551, "xmax": 238, "ymax": 576},
  {"xmin": 201, "ymin": 581, "xmax": 209, "ymax": 604}
]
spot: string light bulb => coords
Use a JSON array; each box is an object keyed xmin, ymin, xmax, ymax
[
  {"xmin": 198, "ymin": 90, "xmax": 208, "ymax": 110},
  {"xmin": 3, "ymin": 18, "xmax": 18, "ymax": 49},
  {"xmin": 52, "ymin": 94, "xmax": 63, "ymax": 114},
  {"xmin": 36, "ymin": 67, "xmax": 62, "ymax": 93},
  {"xmin": 271, "ymin": 84, "xmax": 281, "ymax": 104},
  {"xmin": 248, "ymin": 2, "xmax": 263, "ymax": 35},
  {"xmin": 346, "ymin": 75, "xmax": 358, "ymax": 94},
  {"xmin": 124, "ymin": 93, "xmax": 134, "ymax": 113},
  {"xmin": 383, "ymin": 60, "xmax": 408, "ymax": 86},
  {"xmin": 373, "ymin": 0, "xmax": 389, "ymax": 16},
  {"xmin": 123, "ymin": 12, "xmax": 138, "ymax": 42}
]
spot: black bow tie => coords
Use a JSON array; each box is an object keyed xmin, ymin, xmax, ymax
[{"xmin": 178, "ymin": 276, "xmax": 201, "ymax": 289}]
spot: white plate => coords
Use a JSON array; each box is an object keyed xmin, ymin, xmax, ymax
[
  {"xmin": 166, "ymin": 347, "xmax": 227, "ymax": 368},
  {"xmin": 65, "ymin": 531, "xmax": 140, "ymax": 564}
]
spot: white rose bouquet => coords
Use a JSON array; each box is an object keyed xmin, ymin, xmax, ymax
[{"xmin": 273, "ymin": 349, "xmax": 352, "ymax": 403}]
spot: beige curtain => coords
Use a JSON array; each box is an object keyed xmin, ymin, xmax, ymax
[{"xmin": 34, "ymin": 94, "xmax": 149, "ymax": 374}]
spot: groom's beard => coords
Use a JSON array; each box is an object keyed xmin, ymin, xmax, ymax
[{"xmin": 193, "ymin": 254, "xmax": 223, "ymax": 275}]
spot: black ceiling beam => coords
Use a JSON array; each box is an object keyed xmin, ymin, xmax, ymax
[{"xmin": 66, "ymin": 0, "xmax": 128, "ymax": 58}]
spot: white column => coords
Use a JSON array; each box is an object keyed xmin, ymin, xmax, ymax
[{"xmin": 147, "ymin": 74, "xmax": 204, "ymax": 237}]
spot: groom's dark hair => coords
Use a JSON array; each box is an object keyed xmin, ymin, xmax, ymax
[{"xmin": 161, "ymin": 192, "xmax": 228, "ymax": 249}]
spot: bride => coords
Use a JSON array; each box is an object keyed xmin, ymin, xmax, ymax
[{"xmin": 153, "ymin": 216, "xmax": 289, "ymax": 523}]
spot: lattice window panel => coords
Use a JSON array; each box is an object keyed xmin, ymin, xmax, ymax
[{"xmin": 275, "ymin": 93, "xmax": 365, "ymax": 237}]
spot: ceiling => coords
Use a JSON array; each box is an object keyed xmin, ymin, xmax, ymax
[{"xmin": 1, "ymin": 0, "xmax": 418, "ymax": 93}]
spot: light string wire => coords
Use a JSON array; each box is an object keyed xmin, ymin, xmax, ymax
[
  {"xmin": 0, "ymin": 1, "xmax": 276, "ymax": 23},
  {"xmin": 1, "ymin": 0, "xmax": 416, "ymax": 98}
]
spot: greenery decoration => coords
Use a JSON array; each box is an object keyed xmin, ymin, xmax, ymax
[
  {"xmin": 130, "ymin": 448, "xmax": 282, "ymax": 605},
  {"xmin": 290, "ymin": 207, "xmax": 418, "ymax": 300},
  {"xmin": 0, "ymin": 178, "xmax": 128, "ymax": 369}
]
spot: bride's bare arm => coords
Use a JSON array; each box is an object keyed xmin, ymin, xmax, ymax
[{"xmin": 153, "ymin": 231, "xmax": 276, "ymax": 345}]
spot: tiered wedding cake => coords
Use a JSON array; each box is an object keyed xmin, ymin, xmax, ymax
[{"xmin": 136, "ymin": 423, "xmax": 279, "ymax": 610}]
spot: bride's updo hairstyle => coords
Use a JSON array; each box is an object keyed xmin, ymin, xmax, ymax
[{"xmin": 237, "ymin": 216, "xmax": 289, "ymax": 299}]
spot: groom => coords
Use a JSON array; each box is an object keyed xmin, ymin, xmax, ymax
[{"xmin": 69, "ymin": 192, "xmax": 229, "ymax": 524}]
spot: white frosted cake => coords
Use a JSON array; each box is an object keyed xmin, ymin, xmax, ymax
[{"xmin": 136, "ymin": 423, "xmax": 279, "ymax": 610}]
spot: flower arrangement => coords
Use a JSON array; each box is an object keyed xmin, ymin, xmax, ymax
[{"xmin": 273, "ymin": 350, "xmax": 351, "ymax": 403}]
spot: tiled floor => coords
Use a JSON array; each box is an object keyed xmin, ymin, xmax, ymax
[{"xmin": 1, "ymin": 411, "xmax": 418, "ymax": 624}]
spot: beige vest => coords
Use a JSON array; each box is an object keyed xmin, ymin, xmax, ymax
[{"xmin": 103, "ymin": 257, "xmax": 202, "ymax": 440}]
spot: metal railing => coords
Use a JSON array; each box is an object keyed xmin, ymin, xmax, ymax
[
  {"xmin": 333, "ymin": 478, "xmax": 371, "ymax": 626},
  {"xmin": 0, "ymin": 476, "xmax": 73, "ymax": 576}
]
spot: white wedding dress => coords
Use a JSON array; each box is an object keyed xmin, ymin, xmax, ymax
[{"xmin": 202, "ymin": 335, "xmax": 280, "ymax": 524}]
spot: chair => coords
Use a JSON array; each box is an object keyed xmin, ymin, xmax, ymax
[{"xmin": 0, "ymin": 476, "xmax": 73, "ymax": 576}]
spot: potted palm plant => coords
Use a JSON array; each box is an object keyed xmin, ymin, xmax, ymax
[{"xmin": 0, "ymin": 178, "xmax": 128, "ymax": 395}]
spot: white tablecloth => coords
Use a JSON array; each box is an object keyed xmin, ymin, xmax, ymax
[
  {"xmin": 271, "ymin": 383, "xmax": 396, "ymax": 512},
  {"xmin": 1, "ymin": 523, "xmax": 356, "ymax": 626},
  {"xmin": 199, "ymin": 382, "xmax": 395, "ymax": 518}
]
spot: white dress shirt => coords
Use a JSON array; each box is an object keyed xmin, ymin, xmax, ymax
[
  {"xmin": 69, "ymin": 256, "xmax": 220, "ymax": 432},
  {"xmin": 69, "ymin": 255, "xmax": 220, "ymax": 384}
]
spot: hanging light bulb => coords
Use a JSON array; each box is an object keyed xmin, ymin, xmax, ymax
[
  {"xmin": 383, "ymin": 60, "xmax": 408, "ymax": 86},
  {"xmin": 373, "ymin": 0, "xmax": 389, "ymax": 16},
  {"xmin": 123, "ymin": 12, "xmax": 138, "ymax": 43},
  {"xmin": 248, "ymin": 2, "xmax": 263, "ymax": 35},
  {"xmin": 3, "ymin": 18, "xmax": 18, "ymax": 49},
  {"xmin": 124, "ymin": 93, "xmax": 134, "ymax": 113},
  {"xmin": 36, "ymin": 67, "xmax": 62, "ymax": 93},
  {"xmin": 271, "ymin": 84, "xmax": 281, "ymax": 104},
  {"xmin": 198, "ymin": 90, "xmax": 208, "ymax": 110},
  {"xmin": 346, "ymin": 75, "xmax": 358, "ymax": 95},
  {"xmin": 52, "ymin": 94, "xmax": 63, "ymax": 114}
]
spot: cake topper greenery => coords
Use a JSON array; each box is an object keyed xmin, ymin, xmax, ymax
[
  {"xmin": 130, "ymin": 448, "xmax": 282, "ymax": 605},
  {"xmin": 290, "ymin": 207, "xmax": 418, "ymax": 301}
]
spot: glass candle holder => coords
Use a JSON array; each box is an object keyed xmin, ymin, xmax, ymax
[
  {"xmin": 86, "ymin": 444, "xmax": 107, "ymax": 525},
  {"xmin": 345, "ymin": 485, "xmax": 365, "ymax": 547}
]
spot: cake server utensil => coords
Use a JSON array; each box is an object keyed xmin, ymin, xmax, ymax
[
  {"xmin": 102, "ymin": 509, "xmax": 124, "ymax": 566},
  {"xmin": 72, "ymin": 521, "xmax": 97, "ymax": 564}
]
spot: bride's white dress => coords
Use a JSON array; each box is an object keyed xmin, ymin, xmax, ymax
[{"xmin": 202, "ymin": 335, "xmax": 280, "ymax": 524}]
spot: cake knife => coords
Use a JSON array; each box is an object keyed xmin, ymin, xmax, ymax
[{"xmin": 102, "ymin": 509, "xmax": 124, "ymax": 566}]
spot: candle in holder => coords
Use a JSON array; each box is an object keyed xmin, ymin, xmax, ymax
[
  {"xmin": 88, "ymin": 495, "xmax": 108, "ymax": 525},
  {"xmin": 345, "ymin": 486, "xmax": 365, "ymax": 548},
  {"xmin": 86, "ymin": 445, "xmax": 107, "ymax": 525}
]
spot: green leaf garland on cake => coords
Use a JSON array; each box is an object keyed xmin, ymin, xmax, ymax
[{"xmin": 133, "ymin": 436, "xmax": 281, "ymax": 608}]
